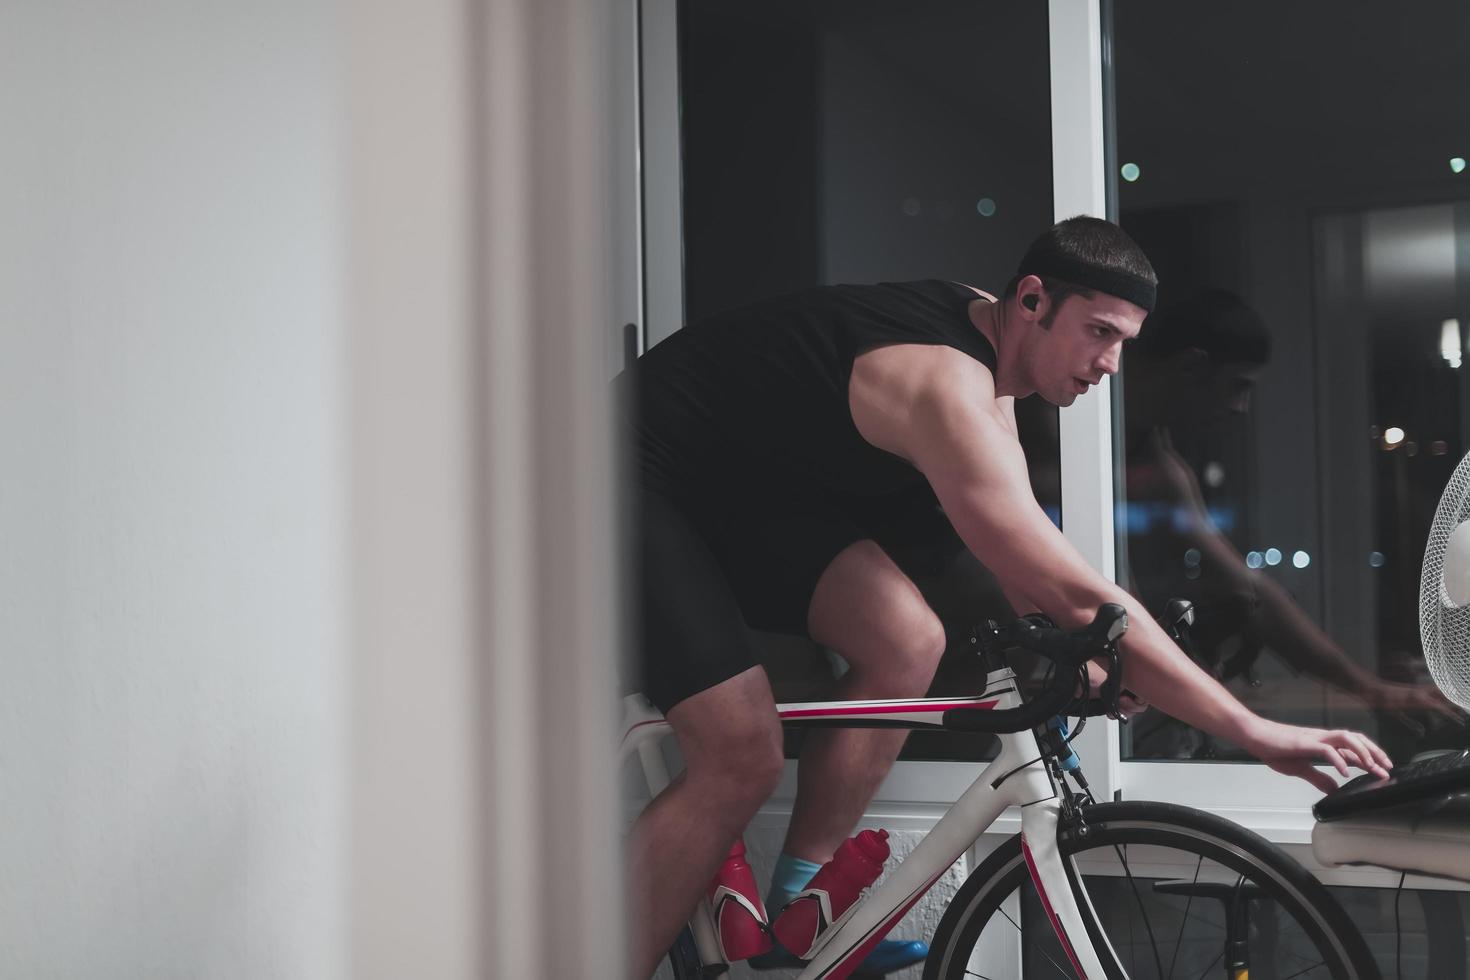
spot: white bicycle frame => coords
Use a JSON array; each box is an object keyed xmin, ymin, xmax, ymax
[{"xmin": 621, "ymin": 665, "xmax": 1123, "ymax": 979}]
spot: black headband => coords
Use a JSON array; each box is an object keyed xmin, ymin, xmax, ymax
[{"xmin": 1017, "ymin": 254, "xmax": 1157, "ymax": 313}]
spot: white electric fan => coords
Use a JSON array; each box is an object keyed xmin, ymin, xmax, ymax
[{"xmin": 1420, "ymin": 449, "xmax": 1470, "ymax": 713}]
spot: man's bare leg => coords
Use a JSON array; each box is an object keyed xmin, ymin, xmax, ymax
[
  {"xmin": 782, "ymin": 541, "xmax": 946, "ymax": 863},
  {"xmin": 626, "ymin": 666, "xmax": 785, "ymax": 980}
]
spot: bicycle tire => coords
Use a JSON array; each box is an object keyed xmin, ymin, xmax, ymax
[{"xmin": 924, "ymin": 801, "xmax": 1380, "ymax": 980}]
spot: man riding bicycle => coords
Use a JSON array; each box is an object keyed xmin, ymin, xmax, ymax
[{"xmin": 619, "ymin": 216, "xmax": 1392, "ymax": 980}]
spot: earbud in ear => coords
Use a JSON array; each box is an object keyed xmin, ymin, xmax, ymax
[{"xmin": 1022, "ymin": 295, "xmax": 1039, "ymax": 311}]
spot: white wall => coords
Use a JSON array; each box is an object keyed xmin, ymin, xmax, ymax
[
  {"xmin": 3, "ymin": 1, "xmax": 629, "ymax": 977},
  {"xmin": 0, "ymin": 3, "xmax": 348, "ymax": 975}
]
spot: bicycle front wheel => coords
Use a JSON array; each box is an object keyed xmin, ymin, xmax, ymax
[{"xmin": 925, "ymin": 801, "xmax": 1379, "ymax": 980}]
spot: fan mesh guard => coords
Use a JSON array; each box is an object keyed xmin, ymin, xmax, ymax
[{"xmin": 1421, "ymin": 450, "xmax": 1470, "ymax": 712}]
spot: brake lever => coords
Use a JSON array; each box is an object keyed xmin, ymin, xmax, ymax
[{"xmin": 1159, "ymin": 597, "xmax": 1196, "ymax": 647}]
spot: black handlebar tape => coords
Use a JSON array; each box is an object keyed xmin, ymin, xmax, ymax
[
  {"xmin": 943, "ymin": 604, "xmax": 1131, "ymax": 734},
  {"xmin": 1006, "ymin": 621, "xmax": 1089, "ymax": 666},
  {"xmin": 1006, "ymin": 603, "xmax": 1128, "ymax": 666}
]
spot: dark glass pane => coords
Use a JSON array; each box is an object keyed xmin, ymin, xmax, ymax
[{"xmin": 1111, "ymin": 2, "xmax": 1470, "ymax": 763}]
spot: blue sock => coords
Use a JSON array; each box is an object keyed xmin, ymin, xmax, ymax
[{"xmin": 765, "ymin": 852, "xmax": 823, "ymax": 915}]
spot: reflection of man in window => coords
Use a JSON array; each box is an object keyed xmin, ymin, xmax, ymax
[{"xmin": 1120, "ymin": 289, "xmax": 1462, "ymax": 761}]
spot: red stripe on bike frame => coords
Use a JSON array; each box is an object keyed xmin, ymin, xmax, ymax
[
  {"xmin": 822, "ymin": 869, "xmax": 945, "ymax": 980},
  {"xmin": 1021, "ymin": 834, "xmax": 1087, "ymax": 980},
  {"xmin": 778, "ymin": 699, "xmax": 997, "ymax": 720}
]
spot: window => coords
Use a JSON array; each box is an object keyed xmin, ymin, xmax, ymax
[{"xmin": 1108, "ymin": 2, "xmax": 1470, "ymax": 776}]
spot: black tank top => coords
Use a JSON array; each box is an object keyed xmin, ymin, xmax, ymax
[{"xmin": 623, "ymin": 279, "xmax": 998, "ymax": 504}]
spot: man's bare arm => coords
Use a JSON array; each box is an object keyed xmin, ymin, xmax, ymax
[
  {"xmin": 855, "ymin": 356, "xmax": 1391, "ymax": 785},
  {"xmin": 911, "ymin": 384, "xmax": 1261, "ymax": 739}
]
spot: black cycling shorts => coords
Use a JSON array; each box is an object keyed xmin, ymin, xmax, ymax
[{"xmin": 632, "ymin": 482, "xmax": 964, "ymax": 713}]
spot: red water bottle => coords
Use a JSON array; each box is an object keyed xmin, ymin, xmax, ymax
[
  {"xmin": 772, "ymin": 829, "xmax": 891, "ymax": 958},
  {"xmin": 708, "ymin": 838, "xmax": 772, "ymax": 962}
]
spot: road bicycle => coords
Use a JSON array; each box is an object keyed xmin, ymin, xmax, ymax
[{"xmin": 622, "ymin": 603, "xmax": 1379, "ymax": 979}]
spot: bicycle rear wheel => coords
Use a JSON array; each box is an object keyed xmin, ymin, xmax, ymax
[{"xmin": 925, "ymin": 801, "xmax": 1379, "ymax": 980}]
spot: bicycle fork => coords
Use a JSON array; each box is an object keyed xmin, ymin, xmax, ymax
[{"xmin": 1021, "ymin": 795, "xmax": 1128, "ymax": 979}]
